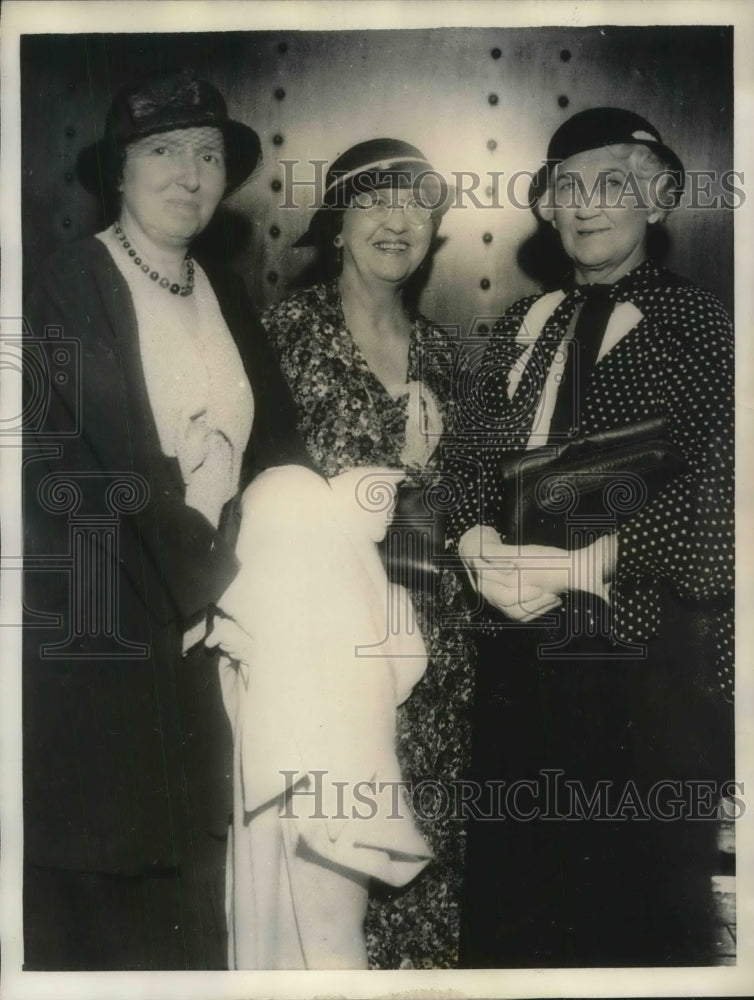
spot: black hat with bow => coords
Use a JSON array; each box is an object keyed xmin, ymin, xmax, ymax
[{"xmin": 77, "ymin": 68, "xmax": 262, "ymax": 197}]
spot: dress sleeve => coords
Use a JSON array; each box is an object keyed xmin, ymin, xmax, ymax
[
  {"xmin": 259, "ymin": 297, "xmax": 291, "ymax": 351},
  {"xmin": 613, "ymin": 289, "xmax": 734, "ymax": 605},
  {"xmin": 444, "ymin": 297, "xmax": 538, "ymax": 547}
]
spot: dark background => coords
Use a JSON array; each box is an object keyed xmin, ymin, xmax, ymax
[{"xmin": 21, "ymin": 26, "xmax": 734, "ymax": 327}]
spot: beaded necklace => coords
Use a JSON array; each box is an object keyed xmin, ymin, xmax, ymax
[{"xmin": 113, "ymin": 223, "xmax": 194, "ymax": 296}]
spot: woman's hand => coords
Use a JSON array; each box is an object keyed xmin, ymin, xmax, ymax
[
  {"xmin": 183, "ymin": 426, "xmax": 233, "ymax": 526},
  {"xmin": 458, "ymin": 526, "xmax": 563, "ymax": 622},
  {"xmin": 458, "ymin": 526, "xmax": 617, "ymax": 622},
  {"xmin": 205, "ymin": 614, "xmax": 255, "ymax": 665},
  {"xmin": 176, "ymin": 412, "xmax": 211, "ymax": 477}
]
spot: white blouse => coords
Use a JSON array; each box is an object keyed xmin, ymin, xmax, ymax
[{"xmin": 97, "ymin": 225, "xmax": 254, "ymax": 529}]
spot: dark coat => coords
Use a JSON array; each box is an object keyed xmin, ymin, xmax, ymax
[{"xmin": 23, "ymin": 237, "xmax": 312, "ymax": 874}]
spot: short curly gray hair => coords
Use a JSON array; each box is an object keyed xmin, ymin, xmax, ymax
[{"xmin": 536, "ymin": 141, "xmax": 682, "ymax": 222}]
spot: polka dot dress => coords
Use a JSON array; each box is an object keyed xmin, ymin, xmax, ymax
[{"xmin": 447, "ymin": 258, "xmax": 734, "ymax": 702}]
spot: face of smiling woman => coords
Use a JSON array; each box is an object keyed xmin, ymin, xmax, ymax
[
  {"xmin": 339, "ymin": 186, "xmax": 434, "ymax": 288},
  {"xmin": 119, "ymin": 126, "xmax": 226, "ymax": 251},
  {"xmin": 546, "ymin": 146, "xmax": 663, "ymax": 285}
]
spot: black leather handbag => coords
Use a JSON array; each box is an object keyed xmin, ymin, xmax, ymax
[
  {"xmin": 496, "ymin": 417, "xmax": 686, "ymax": 549},
  {"xmin": 377, "ymin": 481, "xmax": 446, "ymax": 591}
]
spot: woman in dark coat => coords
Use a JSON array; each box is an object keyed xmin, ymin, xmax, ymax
[
  {"xmin": 22, "ymin": 69, "xmax": 310, "ymax": 970},
  {"xmin": 450, "ymin": 108, "xmax": 734, "ymax": 967}
]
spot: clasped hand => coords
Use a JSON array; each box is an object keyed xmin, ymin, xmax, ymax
[{"xmin": 458, "ymin": 525, "xmax": 614, "ymax": 623}]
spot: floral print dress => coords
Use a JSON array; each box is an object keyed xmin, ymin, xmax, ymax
[{"xmin": 262, "ymin": 280, "xmax": 474, "ymax": 969}]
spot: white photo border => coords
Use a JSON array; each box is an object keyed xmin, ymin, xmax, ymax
[{"xmin": 1, "ymin": 2, "xmax": 752, "ymax": 998}]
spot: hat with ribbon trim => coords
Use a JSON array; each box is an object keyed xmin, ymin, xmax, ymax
[{"xmin": 294, "ymin": 137, "xmax": 450, "ymax": 247}]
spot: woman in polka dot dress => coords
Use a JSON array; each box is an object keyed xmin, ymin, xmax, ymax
[{"xmin": 450, "ymin": 109, "xmax": 734, "ymax": 967}]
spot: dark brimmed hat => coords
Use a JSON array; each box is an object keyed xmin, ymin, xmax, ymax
[
  {"xmin": 528, "ymin": 107, "xmax": 685, "ymax": 209},
  {"xmin": 294, "ymin": 138, "xmax": 450, "ymax": 248},
  {"xmin": 77, "ymin": 68, "xmax": 262, "ymax": 197}
]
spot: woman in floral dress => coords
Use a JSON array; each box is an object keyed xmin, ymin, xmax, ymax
[{"xmin": 262, "ymin": 139, "xmax": 473, "ymax": 969}]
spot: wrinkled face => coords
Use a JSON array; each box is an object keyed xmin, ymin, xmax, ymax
[
  {"xmin": 547, "ymin": 146, "xmax": 661, "ymax": 284},
  {"xmin": 119, "ymin": 126, "xmax": 226, "ymax": 248},
  {"xmin": 339, "ymin": 186, "xmax": 435, "ymax": 287}
]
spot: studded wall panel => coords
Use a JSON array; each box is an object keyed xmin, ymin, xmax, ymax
[{"xmin": 21, "ymin": 27, "xmax": 733, "ymax": 332}]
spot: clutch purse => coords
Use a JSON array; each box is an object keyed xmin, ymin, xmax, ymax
[
  {"xmin": 497, "ymin": 417, "xmax": 686, "ymax": 548},
  {"xmin": 377, "ymin": 481, "xmax": 446, "ymax": 592}
]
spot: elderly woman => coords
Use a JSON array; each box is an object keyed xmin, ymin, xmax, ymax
[
  {"xmin": 259, "ymin": 139, "xmax": 475, "ymax": 969},
  {"xmin": 451, "ymin": 108, "xmax": 734, "ymax": 966},
  {"xmin": 22, "ymin": 69, "xmax": 311, "ymax": 969}
]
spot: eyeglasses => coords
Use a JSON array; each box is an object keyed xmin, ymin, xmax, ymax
[{"xmin": 351, "ymin": 190, "xmax": 432, "ymax": 228}]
